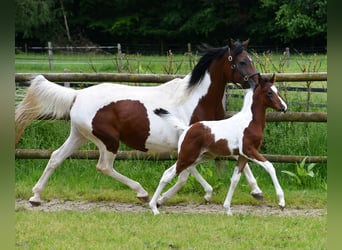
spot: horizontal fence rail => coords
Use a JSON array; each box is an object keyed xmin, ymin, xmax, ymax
[
  {"xmin": 15, "ymin": 149, "xmax": 327, "ymax": 163},
  {"xmin": 15, "ymin": 72, "xmax": 327, "ymax": 84},
  {"xmin": 226, "ymin": 111, "xmax": 327, "ymax": 122}
]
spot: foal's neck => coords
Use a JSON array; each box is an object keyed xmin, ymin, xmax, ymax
[{"xmin": 241, "ymin": 88, "xmax": 267, "ymax": 131}]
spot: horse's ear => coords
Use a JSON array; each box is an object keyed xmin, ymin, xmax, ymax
[
  {"xmin": 228, "ymin": 38, "xmax": 235, "ymax": 49},
  {"xmin": 270, "ymin": 73, "xmax": 276, "ymax": 83},
  {"xmin": 243, "ymin": 38, "xmax": 250, "ymax": 48}
]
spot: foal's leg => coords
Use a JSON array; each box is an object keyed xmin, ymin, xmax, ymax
[
  {"xmin": 95, "ymin": 143, "xmax": 149, "ymax": 202},
  {"xmin": 243, "ymin": 163, "xmax": 264, "ymax": 200},
  {"xmin": 149, "ymin": 163, "xmax": 177, "ymax": 215},
  {"xmin": 223, "ymin": 156, "xmax": 248, "ymax": 215},
  {"xmin": 252, "ymin": 159, "xmax": 285, "ymax": 209},
  {"xmin": 157, "ymin": 166, "xmax": 213, "ymax": 206},
  {"xmin": 231, "ymin": 155, "xmax": 263, "ymax": 200},
  {"xmin": 29, "ymin": 127, "xmax": 87, "ymax": 206}
]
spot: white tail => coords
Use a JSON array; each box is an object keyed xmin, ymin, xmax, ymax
[
  {"xmin": 154, "ymin": 108, "xmax": 188, "ymax": 132},
  {"xmin": 15, "ymin": 75, "xmax": 77, "ymax": 145}
]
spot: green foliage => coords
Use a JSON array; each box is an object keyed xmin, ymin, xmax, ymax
[
  {"xmin": 15, "ymin": 0, "xmax": 327, "ymax": 48},
  {"xmin": 15, "ymin": 0, "xmax": 56, "ymax": 38},
  {"xmin": 281, "ymin": 157, "xmax": 317, "ymax": 186}
]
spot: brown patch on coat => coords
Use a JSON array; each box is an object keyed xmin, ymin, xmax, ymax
[
  {"xmin": 176, "ymin": 123, "xmax": 233, "ymax": 174},
  {"xmin": 92, "ymin": 100, "xmax": 150, "ymax": 153}
]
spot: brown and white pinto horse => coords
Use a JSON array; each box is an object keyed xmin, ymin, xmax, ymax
[
  {"xmin": 15, "ymin": 39, "xmax": 260, "ymax": 206},
  {"xmin": 149, "ymin": 74, "xmax": 287, "ymax": 215}
]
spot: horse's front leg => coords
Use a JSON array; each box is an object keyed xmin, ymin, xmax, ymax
[{"xmin": 253, "ymin": 159, "xmax": 285, "ymax": 209}]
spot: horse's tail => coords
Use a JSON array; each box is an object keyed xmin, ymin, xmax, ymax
[
  {"xmin": 15, "ymin": 75, "xmax": 77, "ymax": 145},
  {"xmin": 154, "ymin": 108, "xmax": 188, "ymax": 132}
]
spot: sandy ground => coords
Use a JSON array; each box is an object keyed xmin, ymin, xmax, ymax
[{"xmin": 15, "ymin": 199, "xmax": 326, "ymax": 217}]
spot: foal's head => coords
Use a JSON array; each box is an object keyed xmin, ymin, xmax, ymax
[
  {"xmin": 254, "ymin": 74, "xmax": 288, "ymax": 112},
  {"xmin": 225, "ymin": 39, "xmax": 259, "ymax": 89}
]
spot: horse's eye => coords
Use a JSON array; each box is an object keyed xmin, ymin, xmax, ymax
[
  {"xmin": 267, "ymin": 89, "xmax": 273, "ymax": 97},
  {"xmin": 238, "ymin": 61, "xmax": 247, "ymax": 67}
]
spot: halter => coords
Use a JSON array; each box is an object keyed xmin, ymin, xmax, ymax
[{"xmin": 228, "ymin": 47, "xmax": 259, "ymax": 87}]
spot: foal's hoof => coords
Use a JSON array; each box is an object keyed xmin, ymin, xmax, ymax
[
  {"xmin": 251, "ymin": 192, "xmax": 264, "ymax": 201},
  {"xmin": 138, "ymin": 195, "xmax": 150, "ymax": 203},
  {"xmin": 29, "ymin": 200, "xmax": 42, "ymax": 207}
]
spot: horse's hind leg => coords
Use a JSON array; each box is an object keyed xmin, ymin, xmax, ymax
[
  {"xmin": 157, "ymin": 167, "xmax": 191, "ymax": 205},
  {"xmin": 95, "ymin": 144, "xmax": 149, "ymax": 202},
  {"xmin": 29, "ymin": 127, "xmax": 87, "ymax": 206},
  {"xmin": 223, "ymin": 156, "xmax": 248, "ymax": 215},
  {"xmin": 149, "ymin": 163, "xmax": 177, "ymax": 215},
  {"xmin": 243, "ymin": 163, "xmax": 264, "ymax": 200},
  {"xmin": 157, "ymin": 166, "xmax": 213, "ymax": 205}
]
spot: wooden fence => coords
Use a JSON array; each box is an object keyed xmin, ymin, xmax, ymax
[{"xmin": 15, "ymin": 72, "xmax": 327, "ymax": 163}]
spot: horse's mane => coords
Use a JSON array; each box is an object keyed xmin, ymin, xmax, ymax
[{"xmin": 189, "ymin": 40, "xmax": 245, "ymax": 88}]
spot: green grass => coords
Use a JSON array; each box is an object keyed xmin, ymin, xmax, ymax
[
  {"xmin": 15, "ymin": 51, "xmax": 327, "ymax": 74},
  {"xmin": 16, "ymin": 211, "xmax": 326, "ymax": 249}
]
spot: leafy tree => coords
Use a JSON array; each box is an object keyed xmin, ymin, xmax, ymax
[
  {"xmin": 15, "ymin": 0, "xmax": 327, "ymax": 49},
  {"xmin": 15, "ymin": 0, "xmax": 55, "ymax": 39},
  {"xmin": 15, "ymin": 0, "xmax": 73, "ymax": 43},
  {"xmin": 258, "ymin": 0, "xmax": 327, "ymax": 45},
  {"xmin": 275, "ymin": 0, "xmax": 326, "ymax": 43}
]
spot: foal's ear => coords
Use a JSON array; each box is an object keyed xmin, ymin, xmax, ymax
[
  {"xmin": 242, "ymin": 38, "xmax": 250, "ymax": 48},
  {"xmin": 257, "ymin": 73, "xmax": 263, "ymax": 85}
]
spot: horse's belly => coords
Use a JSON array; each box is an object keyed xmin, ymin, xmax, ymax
[{"xmin": 145, "ymin": 134, "xmax": 179, "ymax": 153}]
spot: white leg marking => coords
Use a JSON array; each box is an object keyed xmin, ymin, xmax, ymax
[
  {"xmin": 223, "ymin": 166, "xmax": 242, "ymax": 216},
  {"xmin": 149, "ymin": 164, "xmax": 177, "ymax": 215},
  {"xmin": 29, "ymin": 127, "xmax": 86, "ymax": 205},
  {"xmin": 189, "ymin": 166, "xmax": 213, "ymax": 201},
  {"xmin": 157, "ymin": 165, "xmax": 213, "ymax": 205},
  {"xmin": 157, "ymin": 168, "xmax": 190, "ymax": 205},
  {"xmin": 253, "ymin": 160, "xmax": 285, "ymax": 208},
  {"xmin": 96, "ymin": 145, "xmax": 148, "ymax": 201},
  {"xmin": 243, "ymin": 163, "xmax": 263, "ymax": 199}
]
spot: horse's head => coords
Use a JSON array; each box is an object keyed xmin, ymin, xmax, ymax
[
  {"xmin": 226, "ymin": 39, "xmax": 259, "ymax": 89},
  {"xmin": 255, "ymin": 74, "xmax": 287, "ymax": 112}
]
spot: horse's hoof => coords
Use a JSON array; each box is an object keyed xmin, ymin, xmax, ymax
[
  {"xmin": 251, "ymin": 192, "xmax": 264, "ymax": 201},
  {"xmin": 138, "ymin": 195, "xmax": 150, "ymax": 203},
  {"xmin": 279, "ymin": 205, "xmax": 285, "ymax": 211},
  {"xmin": 29, "ymin": 200, "xmax": 42, "ymax": 207}
]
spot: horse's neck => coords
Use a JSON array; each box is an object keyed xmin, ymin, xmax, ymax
[
  {"xmin": 188, "ymin": 72, "xmax": 226, "ymax": 123},
  {"xmin": 240, "ymin": 88, "xmax": 254, "ymax": 113},
  {"xmin": 240, "ymin": 88, "xmax": 266, "ymax": 131}
]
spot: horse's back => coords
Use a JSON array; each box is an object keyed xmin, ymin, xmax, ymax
[{"xmin": 69, "ymin": 81, "xmax": 187, "ymax": 152}]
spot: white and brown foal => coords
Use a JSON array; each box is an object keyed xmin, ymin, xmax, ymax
[{"xmin": 149, "ymin": 74, "xmax": 287, "ymax": 215}]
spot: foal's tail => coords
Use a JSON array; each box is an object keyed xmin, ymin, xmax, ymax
[
  {"xmin": 154, "ymin": 108, "xmax": 188, "ymax": 132},
  {"xmin": 15, "ymin": 75, "xmax": 77, "ymax": 145}
]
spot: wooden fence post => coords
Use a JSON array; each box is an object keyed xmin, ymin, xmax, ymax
[
  {"xmin": 48, "ymin": 41, "xmax": 54, "ymax": 70},
  {"xmin": 63, "ymin": 69, "xmax": 70, "ymax": 87},
  {"xmin": 117, "ymin": 43, "xmax": 122, "ymax": 72},
  {"xmin": 187, "ymin": 43, "xmax": 193, "ymax": 69}
]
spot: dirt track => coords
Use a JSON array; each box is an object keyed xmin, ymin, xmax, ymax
[{"xmin": 15, "ymin": 199, "xmax": 326, "ymax": 217}]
